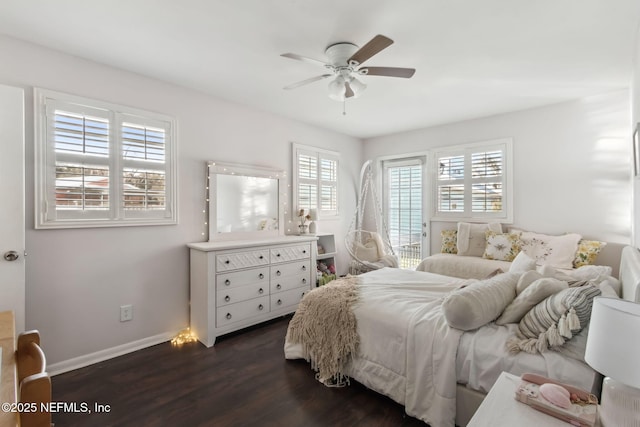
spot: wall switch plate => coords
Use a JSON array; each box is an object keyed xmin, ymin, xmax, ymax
[{"xmin": 120, "ymin": 304, "xmax": 133, "ymax": 322}]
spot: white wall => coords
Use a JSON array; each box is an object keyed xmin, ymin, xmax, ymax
[
  {"xmin": 632, "ymin": 24, "xmax": 640, "ymax": 247},
  {"xmin": 364, "ymin": 91, "xmax": 632, "ymax": 274},
  {"xmin": 0, "ymin": 35, "xmax": 362, "ymax": 366}
]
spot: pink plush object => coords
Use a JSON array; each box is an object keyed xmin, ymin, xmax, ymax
[
  {"xmin": 539, "ymin": 383, "xmax": 571, "ymax": 409},
  {"xmin": 328, "ymin": 265, "xmax": 336, "ymax": 274}
]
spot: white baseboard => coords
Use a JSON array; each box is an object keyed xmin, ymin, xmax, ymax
[{"xmin": 48, "ymin": 330, "xmax": 181, "ymax": 376}]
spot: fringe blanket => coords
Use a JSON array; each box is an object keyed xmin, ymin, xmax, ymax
[{"xmin": 285, "ymin": 276, "xmax": 360, "ymax": 384}]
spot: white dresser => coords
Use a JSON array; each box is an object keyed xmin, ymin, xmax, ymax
[{"xmin": 188, "ymin": 236, "xmax": 317, "ymax": 347}]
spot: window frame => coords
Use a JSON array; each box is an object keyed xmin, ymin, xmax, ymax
[
  {"xmin": 292, "ymin": 143, "xmax": 339, "ymax": 219},
  {"xmin": 431, "ymin": 138, "xmax": 513, "ymax": 222},
  {"xmin": 34, "ymin": 88, "xmax": 178, "ymax": 229}
]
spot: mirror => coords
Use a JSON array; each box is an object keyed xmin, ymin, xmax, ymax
[{"xmin": 207, "ymin": 161, "xmax": 286, "ymax": 240}]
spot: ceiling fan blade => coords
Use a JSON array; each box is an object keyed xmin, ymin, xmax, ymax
[
  {"xmin": 283, "ymin": 74, "xmax": 332, "ymax": 90},
  {"xmin": 348, "ymin": 34, "xmax": 393, "ymax": 66},
  {"xmin": 281, "ymin": 53, "xmax": 330, "ymax": 67},
  {"xmin": 359, "ymin": 66, "xmax": 416, "ymax": 78},
  {"xmin": 344, "ymin": 81, "xmax": 355, "ymax": 98}
]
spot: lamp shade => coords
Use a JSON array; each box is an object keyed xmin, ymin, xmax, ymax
[
  {"xmin": 584, "ymin": 297, "xmax": 640, "ymax": 389},
  {"xmin": 348, "ymin": 77, "xmax": 367, "ymax": 98},
  {"xmin": 328, "ymin": 76, "xmax": 346, "ymax": 101}
]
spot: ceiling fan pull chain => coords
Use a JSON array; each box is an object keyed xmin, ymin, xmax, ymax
[{"xmin": 343, "ymin": 99, "xmax": 347, "ymax": 116}]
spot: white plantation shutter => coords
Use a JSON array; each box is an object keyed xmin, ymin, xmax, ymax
[
  {"xmin": 293, "ymin": 144, "xmax": 339, "ymax": 218},
  {"xmin": 35, "ymin": 89, "xmax": 177, "ymax": 228},
  {"xmin": 296, "ymin": 152, "xmax": 317, "ymax": 211},
  {"xmin": 434, "ymin": 139, "xmax": 512, "ymax": 221},
  {"xmin": 320, "ymin": 157, "xmax": 338, "ymax": 213},
  {"xmin": 119, "ymin": 115, "xmax": 172, "ymax": 217}
]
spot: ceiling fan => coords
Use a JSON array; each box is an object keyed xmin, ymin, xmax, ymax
[{"xmin": 281, "ymin": 34, "xmax": 415, "ymax": 102}]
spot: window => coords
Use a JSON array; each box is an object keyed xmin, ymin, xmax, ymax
[
  {"xmin": 292, "ymin": 144, "xmax": 339, "ymax": 218},
  {"xmin": 34, "ymin": 88, "xmax": 177, "ymax": 228},
  {"xmin": 433, "ymin": 138, "xmax": 512, "ymax": 221}
]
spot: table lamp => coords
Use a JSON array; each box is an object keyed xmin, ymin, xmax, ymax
[
  {"xmin": 308, "ymin": 209, "xmax": 318, "ymax": 235},
  {"xmin": 584, "ymin": 297, "xmax": 640, "ymax": 427}
]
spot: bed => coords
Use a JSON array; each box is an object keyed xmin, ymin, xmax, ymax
[{"xmin": 284, "ymin": 246, "xmax": 640, "ymax": 427}]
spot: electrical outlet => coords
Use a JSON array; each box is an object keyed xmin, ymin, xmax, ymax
[{"xmin": 120, "ymin": 305, "xmax": 133, "ymax": 322}]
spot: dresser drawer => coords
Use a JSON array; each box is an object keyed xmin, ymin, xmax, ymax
[
  {"xmin": 216, "ymin": 282, "xmax": 267, "ymax": 307},
  {"xmin": 217, "ymin": 267, "xmax": 269, "ymax": 289},
  {"xmin": 271, "ymin": 286, "xmax": 309, "ymax": 310},
  {"xmin": 270, "ymin": 244, "xmax": 311, "ymax": 263},
  {"xmin": 271, "ymin": 260, "xmax": 310, "ymax": 279},
  {"xmin": 217, "ymin": 249, "xmax": 270, "ymax": 272},
  {"xmin": 271, "ymin": 273, "xmax": 310, "ymax": 294},
  {"xmin": 216, "ymin": 296, "xmax": 270, "ymax": 327}
]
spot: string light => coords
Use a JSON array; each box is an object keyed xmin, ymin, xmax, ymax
[{"xmin": 171, "ymin": 328, "xmax": 198, "ymax": 346}]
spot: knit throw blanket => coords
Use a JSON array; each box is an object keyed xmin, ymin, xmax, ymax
[{"xmin": 286, "ymin": 276, "xmax": 360, "ymax": 386}]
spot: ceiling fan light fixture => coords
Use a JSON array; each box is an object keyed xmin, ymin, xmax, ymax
[
  {"xmin": 349, "ymin": 76, "xmax": 367, "ymax": 98},
  {"xmin": 328, "ymin": 76, "xmax": 346, "ymax": 101}
]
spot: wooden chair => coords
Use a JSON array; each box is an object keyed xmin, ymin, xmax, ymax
[
  {"xmin": 16, "ymin": 330, "xmax": 52, "ymax": 427},
  {"xmin": 17, "ymin": 331, "xmax": 45, "ymax": 383}
]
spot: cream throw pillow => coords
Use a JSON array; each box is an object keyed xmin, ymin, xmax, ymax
[
  {"xmin": 516, "ymin": 270, "xmax": 550, "ymax": 294},
  {"xmin": 354, "ymin": 240, "xmax": 378, "ymax": 262},
  {"xmin": 509, "ymin": 251, "xmax": 537, "ymax": 274},
  {"xmin": 457, "ymin": 222, "xmax": 502, "ymax": 257},
  {"xmin": 442, "ymin": 272, "xmax": 518, "ymax": 331},
  {"xmin": 496, "ymin": 278, "xmax": 568, "ymax": 325}
]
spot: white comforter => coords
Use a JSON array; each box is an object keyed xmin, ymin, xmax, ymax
[{"xmin": 285, "ymin": 268, "xmax": 465, "ymax": 427}]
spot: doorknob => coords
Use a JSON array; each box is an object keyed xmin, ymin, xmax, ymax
[{"xmin": 3, "ymin": 251, "xmax": 19, "ymax": 262}]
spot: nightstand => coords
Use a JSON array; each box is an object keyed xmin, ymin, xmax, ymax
[{"xmin": 467, "ymin": 371, "xmax": 590, "ymax": 427}]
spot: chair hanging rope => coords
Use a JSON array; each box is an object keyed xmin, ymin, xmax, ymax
[{"xmin": 345, "ymin": 160, "xmax": 398, "ymax": 274}]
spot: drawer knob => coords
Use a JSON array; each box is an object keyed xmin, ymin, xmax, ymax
[
  {"xmin": 302, "ymin": 292, "xmax": 306, "ymax": 297},
  {"xmin": 276, "ymin": 253, "xmax": 281, "ymax": 257},
  {"xmin": 277, "ymin": 299, "xmax": 282, "ymax": 306},
  {"xmin": 259, "ymin": 288, "xmax": 264, "ymax": 294},
  {"xmin": 225, "ymin": 260, "xmax": 230, "ymax": 264},
  {"xmin": 259, "ymin": 255, "xmax": 264, "ymax": 259},
  {"xmin": 302, "ymin": 278, "xmax": 307, "ymax": 284},
  {"xmin": 276, "ymin": 270, "xmax": 281, "ymax": 276},
  {"xmin": 225, "ymin": 279, "xmax": 231, "ymax": 286},
  {"xmin": 303, "ymin": 249, "xmax": 306, "ymax": 254},
  {"xmin": 302, "ymin": 265, "xmax": 307, "ymax": 271},
  {"xmin": 258, "ymin": 304, "xmax": 264, "ymax": 311},
  {"xmin": 259, "ymin": 273, "xmax": 264, "ymax": 279},
  {"xmin": 224, "ymin": 295, "xmax": 230, "ymax": 302},
  {"xmin": 226, "ymin": 313, "xmax": 232, "ymax": 320},
  {"xmin": 276, "ymin": 284, "xmax": 281, "ymax": 290}
]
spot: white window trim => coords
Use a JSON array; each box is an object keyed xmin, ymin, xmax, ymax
[
  {"xmin": 292, "ymin": 143, "xmax": 340, "ymax": 220},
  {"xmin": 431, "ymin": 138, "xmax": 513, "ymax": 223},
  {"xmin": 34, "ymin": 88, "xmax": 178, "ymax": 229}
]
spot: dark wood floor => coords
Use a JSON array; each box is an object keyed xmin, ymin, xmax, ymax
[{"xmin": 52, "ymin": 315, "xmax": 426, "ymax": 426}]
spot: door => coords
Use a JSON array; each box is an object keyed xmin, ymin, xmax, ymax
[
  {"xmin": 382, "ymin": 156, "xmax": 428, "ymax": 269},
  {"xmin": 0, "ymin": 84, "xmax": 25, "ymax": 333}
]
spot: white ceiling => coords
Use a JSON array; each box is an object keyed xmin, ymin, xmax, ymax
[{"xmin": 1, "ymin": 0, "xmax": 639, "ymax": 139}]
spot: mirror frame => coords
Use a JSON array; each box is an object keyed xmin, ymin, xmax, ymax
[{"xmin": 207, "ymin": 161, "xmax": 287, "ymax": 241}]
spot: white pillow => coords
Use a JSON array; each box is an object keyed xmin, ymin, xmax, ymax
[
  {"xmin": 442, "ymin": 272, "xmax": 518, "ymax": 331},
  {"xmin": 598, "ymin": 280, "xmax": 619, "ymax": 298},
  {"xmin": 354, "ymin": 240, "xmax": 378, "ymax": 262},
  {"xmin": 517, "ymin": 231, "xmax": 582, "ymax": 269},
  {"xmin": 516, "ymin": 270, "xmax": 544, "ymax": 294},
  {"xmin": 563, "ymin": 265, "xmax": 613, "ymax": 281},
  {"xmin": 496, "ymin": 278, "xmax": 568, "ymax": 325},
  {"xmin": 457, "ymin": 222, "xmax": 502, "ymax": 257},
  {"xmin": 509, "ymin": 251, "xmax": 537, "ymax": 274}
]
